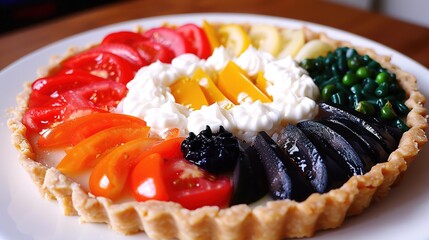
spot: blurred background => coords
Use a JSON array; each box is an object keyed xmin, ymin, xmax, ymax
[{"xmin": 1, "ymin": 0, "xmax": 428, "ymax": 35}]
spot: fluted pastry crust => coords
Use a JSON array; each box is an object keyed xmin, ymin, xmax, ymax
[{"xmin": 8, "ymin": 25, "xmax": 428, "ymax": 240}]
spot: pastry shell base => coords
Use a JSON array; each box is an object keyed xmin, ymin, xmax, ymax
[{"xmin": 7, "ymin": 26, "xmax": 428, "ymax": 240}]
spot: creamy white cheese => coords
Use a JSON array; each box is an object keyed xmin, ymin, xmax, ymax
[{"xmin": 121, "ymin": 46, "xmax": 319, "ymax": 142}]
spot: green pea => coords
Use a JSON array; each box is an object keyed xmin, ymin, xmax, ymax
[
  {"xmin": 375, "ymin": 72, "xmax": 391, "ymax": 84},
  {"xmin": 325, "ymin": 53, "xmax": 336, "ymax": 66},
  {"xmin": 319, "ymin": 76, "xmax": 339, "ymax": 89},
  {"xmin": 380, "ymin": 101, "xmax": 397, "ymax": 120},
  {"xmin": 338, "ymin": 56, "xmax": 348, "ymax": 74},
  {"xmin": 394, "ymin": 118, "xmax": 409, "ymax": 132},
  {"xmin": 314, "ymin": 74, "xmax": 329, "ymax": 86},
  {"xmin": 321, "ymin": 84, "xmax": 338, "ymax": 101},
  {"xmin": 347, "ymin": 56, "xmax": 362, "ymax": 71},
  {"xmin": 375, "ymin": 82, "xmax": 389, "ymax": 97},
  {"xmin": 331, "ymin": 64, "xmax": 341, "ymax": 76},
  {"xmin": 300, "ymin": 59, "xmax": 316, "ymax": 71},
  {"xmin": 363, "ymin": 78, "xmax": 377, "ymax": 90},
  {"xmin": 351, "ymin": 93, "xmax": 364, "ymax": 109},
  {"xmin": 331, "ymin": 92, "xmax": 347, "ymax": 105},
  {"xmin": 356, "ymin": 101, "xmax": 376, "ymax": 116},
  {"xmin": 342, "ymin": 72, "xmax": 359, "ymax": 86},
  {"xmin": 336, "ymin": 82, "xmax": 352, "ymax": 95},
  {"xmin": 393, "ymin": 101, "xmax": 410, "ymax": 117},
  {"xmin": 368, "ymin": 60, "xmax": 381, "ymax": 71},
  {"xmin": 388, "ymin": 82, "xmax": 400, "ymax": 94},
  {"xmin": 362, "ymin": 54, "xmax": 372, "ymax": 64},
  {"xmin": 356, "ymin": 66, "xmax": 370, "ymax": 79},
  {"xmin": 346, "ymin": 48, "xmax": 358, "ymax": 58},
  {"xmin": 350, "ymin": 84, "xmax": 362, "ymax": 94},
  {"xmin": 314, "ymin": 58, "xmax": 325, "ymax": 73}
]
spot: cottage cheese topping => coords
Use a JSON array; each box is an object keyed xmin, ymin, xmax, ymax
[
  {"xmin": 205, "ymin": 46, "xmax": 232, "ymax": 74},
  {"xmin": 121, "ymin": 46, "xmax": 319, "ymax": 142},
  {"xmin": 172, "ymin": 54, "xmax": 205, "ymax": 77},
  {"xmin": 187, "ymin": 103, "xmax": 236, "ymax": 134},
  {"xmin": 233, "ymin": 46, "xmax": 274, "ymax": 77}
]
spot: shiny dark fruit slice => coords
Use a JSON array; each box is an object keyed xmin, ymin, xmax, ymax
[
  {"xmin": 327, "ymin": 118, "xmax": 389, "ymax": 164},
  {"xmin": 318, "ymin": 102, "xmax": 398, "ymax": 153},
  {"xmin": 319, "ymin": 119, "xmax": 375, "ymax": 172},
  {"xmin": 297, "ymin": 120, "xmax": 366, "ymax": 177},
  {"xmin": 231, "ymin": 141, "xmax": 269, "ymax": 205},
  {"xmin": 254, "ymin": 131, "xmax": 314, "ymax": 201},
  {"xmin": 276, "ymin": 124, "xmax": 330, "ymax": 193}
]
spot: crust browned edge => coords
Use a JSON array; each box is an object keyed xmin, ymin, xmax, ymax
[{"xmin": 7, "ymin": 26, "xmax": 428, "ymax": 240}]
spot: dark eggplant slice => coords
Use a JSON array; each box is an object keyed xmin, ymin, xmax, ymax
[
  {"xmin": 231, "ymin": 141, "xmax": 269, "ymax": 205},
  {"xmin": 254, "ymin": 132, "xmax": 314, "ymax": 201},
  {"xmin": 297, "ymin": 120, "xmax": 366, "ymax": 176},
  {"xmin": 331, "ymin": 118, "xmax": 389, "ymax": 164},
  {"xmin": 276, "ymin": 125, "xmax": 330, "ymax": 193},
  {"xmin": 319, "ymin": 119, "xmax": 375, "ymax": 172},
  {"xmin": 318, "ymin": 102, "xmax": 399, "ymax": 153}
]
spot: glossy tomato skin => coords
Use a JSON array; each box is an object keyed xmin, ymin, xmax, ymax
[
  {"xmin": 74, "ymin": 80, "xmax": 127, "ymax": 110},
  {"xmin": 38, "ymin": 113, "xmax": 147, "ymax": 148},
  {"xmin": 133, "ymin": 40, "xmax": 175, "ymax": 63},
  {"xmin": 30, "ymin": 72, "xmax": 106, "ymax": 107},
  {"xmin": 25, "ymin": 71, "xmax": 126, "ymax": 133},
  {"xmin": 23, "ymin": 91, "xmax": 102, "ymax": 133},
  {"xmin": 143, "ymin": 27, "xmax": 193, "ymax": 57},
  {"xmin": 62, "ymin": 51, "xmax": 135, "ymax": 84},
  {"xmin": 177, "ymin": 23, "xmax": 212, "ymax": 59},
  {"xmin": 89, "ymin": 43, "xmax": 148, "ymax": 69},
  {"xmin": 130, "ymin": 153, "xmax": 169, "ymax": 202},
  {"xmin": 101, "ymin": 31, "xmax": 147, "ymax": 46},
  {"xmin": 56, "ymin": 126, "xmax": 150, "ymax": 174},
  {"xmin": 164, "ymin": 158, "xmax": 232, "ymax": 210}
]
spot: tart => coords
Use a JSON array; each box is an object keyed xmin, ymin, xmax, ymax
[{"xmin": 8, "ymin": 17, "xmax": 428, "ymax": 240}]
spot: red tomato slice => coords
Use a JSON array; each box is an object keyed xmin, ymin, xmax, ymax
[
  {"xmin": 29, "ymin": 72, "xmax": 106, "ymax": 108},
  {"xmin": 89, "ymin": 43, "xmax": 148, "ymax": 69},
  {"xmin": 101, "ymin": 31, "xmax": 147, "ymax": 46},
  {"xmin": 89, "ymin": 137, "xmax": 162, "ymax": 200},
  {"xmin": 23, "ymin": 92, "xmax": 101, "ymax": 133},
  {"xmin": 133, "ymin": 40, "xmax": 175, "ymax": 63},
  {"xmin": 38, "ymin": 113, "xmax": 147, "ymax": 148},
  {"xmin": 143, "ymin": 27, "xmax": 192, "ymax": 57},
  {"xmin": 164, "ymin": 158, "xmax": 232, "ymax": 210},
  {"xmin": 62, "ymin": 51, "xmax": 135, "ymax": 84},
  {"xmin": 57, "ymin": 126, "xmax": 150, "ymax": 174},
  {"xmin": 74, "ymin": 80, "xmax": 127, "ymax": 110},
  {"xmin": 130, "ymin": 153, "xmax": 169, "ymax": 202},
  {"xmin": 177, "ymin": 23, "xmax": 212, "ymax": 59}
]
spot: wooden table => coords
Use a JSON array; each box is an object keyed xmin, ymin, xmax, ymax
[{"xmin": 1, "ymin": 0, "xmax": 429, "ymax": 70}]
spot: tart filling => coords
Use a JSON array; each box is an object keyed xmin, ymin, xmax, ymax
[{"xmin": 8, "ymin": 20, "xmax": 428, "ymax": 240}]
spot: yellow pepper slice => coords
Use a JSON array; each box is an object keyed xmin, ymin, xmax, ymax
[
  {"xmin": 170, "ymin": 77, "xmax": 209, "ymax": 110},
  {"xmin": 218, "ymin": 24, "xmax": 250, "ymax": 56},
  {"xmin": 218, "ymin": 61, "xmax": 271, "ymax": 104},
  {"xmin": 202, "ymin": 20, "xmax": 220, "ymax": 49},
  {"xmin": 255, "ymin": 71, "xmax": 273, "ymax": 100},
  {"xmin": 193, "ymin": 68, "xmax": 234, "ymax": 109}
]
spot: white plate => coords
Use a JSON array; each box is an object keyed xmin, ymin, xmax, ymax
[{"xmin": 1, "ymin": 13, "xmax": 428, "ymax": 240}]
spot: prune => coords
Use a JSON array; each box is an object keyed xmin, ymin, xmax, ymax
[
  {"xmin": 254, "ymin": 132, "xmax": 314, "ymax": 201},
  {"xmin": 297, "ymin": 120, "xmax": 366, "ymax": 177},
  {"xmin": 231, "ymin": 141, "xmax": 269, "ymax": 205},
  {"xmin": 277, "ymin": 125, "xmax": 331, "ymax": 193},
  {"xmin": 181, "ymin": 126, "xmax": 239, "ymax": 174}
]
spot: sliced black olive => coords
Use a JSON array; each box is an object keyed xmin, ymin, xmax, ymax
[{"xmin": 254, "ymin": 132, "xmax": 314, "ymax": 202}]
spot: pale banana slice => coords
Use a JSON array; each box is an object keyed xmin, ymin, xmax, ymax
[
  {"xmin": 294, "ymin": 39, "xmax": 334, "ymax": 61},
  {"xmin": 249, "ymin": 24, "xmax": 281, "ymax": 56},
  {"xmin": 277, "ymin": 28, "xmax": 305, "ymax": 58}
]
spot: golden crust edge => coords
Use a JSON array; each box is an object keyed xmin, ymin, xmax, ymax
[{"xmin": 6, "ymin": 26, "xmax": 428, "ymax": 240}]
